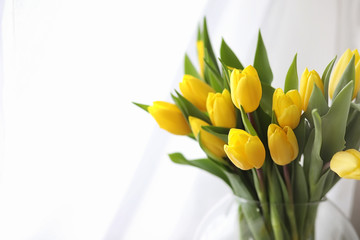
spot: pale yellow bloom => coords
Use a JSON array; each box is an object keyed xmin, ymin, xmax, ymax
[
  {"xmin": 224, "ymin": 128, "xmax": 265, "ymax": 170},
  {"xmin": 272, "ymin": 88, "xmax": 302, "ymax": 129},
  {"xmin": 230, "ymin": 65, "xmax": 262, "ymax": 113},
  {"xmin": 329, "ymin": 49, "xmax": 360, "ymax": 99},
  {"xmin": 206, "ymin": 89, "xmax": 236, "ymax": 128},
  {"xmin": 300, "ymin": 68, "xmax": 324, "ymax": 111},
  {"xmin": 180, "ymin": 74, "xmax": 215, "ymax": 111},
  {"xmin": 330, "ymin": 149, "xmax": 360, "ymax": 180},
  {"xmin": 148, "ymin": 101, "xmax": 191, "ymax": 135},
  {"xmin": 197, "ymin": 40, "xmax": 205, "ymax": 77},
  {"xmin": 189, "ymin": 116, "xmax": 226, "ymax": 158},
  {"xmin": 267, "ymin": 124, "xmax": 299, "ymax": 165}
]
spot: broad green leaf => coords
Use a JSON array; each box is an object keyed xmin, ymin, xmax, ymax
[
  {"xmin": 202, "ymin": 126, "xmax": 229, "ymax": 143},
  {"xmin": 224, "ymin": 171, "xmax": 255, "ymax": 200},
  {"xmin": 169, "ymin": 152, "xmax": 231, "ymax": 187},
  {"xmin": 284, "ymin": 54, "xmax": 298, "ymax": 92},
  {"xmin": 172, "ymin": 91, "xmax": 211, "ymax": 124},
  {"xmin": 308, "ymin": 110, "xmax": 324, "ymax": 188},
  {"xmin": 293, "ymin": 162, "xmax": 308, "ymax": 235},
  {"xmin": 332, "ymin": 55, "xmax": 355, "ymax": 100},
  {"xmin": 322, "ymin": 56, "xmax": 337, "ymax": 103},
  {"xmin": 345, "ymin": 106, "xmax": 360, "ymax": 149},
  {"xmin": 184, "ymin": 54, "xmax": 201, "ymax": 79},
  {"xmin": 304, "ymin": 84, "xmax": 329, "ymax": 125},
  {"xmin": 310, "ymin": 169, "xmax": 330, "ymax": 201},
  {"xmin": 219, "ymin": 58, "xmax": 231, "ymax": 91},
  {"xmin": 132, "ymin": 102, "xmax": 149, "ymax": 112},
  {"xmin": 240, "ymin": 106, "xmax": 257, "ymax": 136},
  {"xmin": 254, "ymin": 31, "xmax": 273, "ymax": 85},
  {"xmin": 202, "ymin": 18, "xmax": 219, "ymax": 73},
  {"xmin": 293, "ymin": 116, "xmax": 307, "ymax": 157},
  {"xmin": 254, "ymin": 105, "xmax": 271, "ymax": 143},
  {"xmin": 204, "ymin": 55, "xmax": 223, "ymax": 92},
  {"xmin": 320, "ymin": 81, "xmax": 353, "ymax": 161},
  {"xmin": 220, "ymin": 38, "xmax": 243, "ymax": 69},
  {"xmin": 260, "ymin": 82, "xmax": 275, "ymax": 116}
]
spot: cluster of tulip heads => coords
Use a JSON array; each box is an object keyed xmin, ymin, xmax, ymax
[{"xmin": 135, "ymin": 23, "xmax": 360, "ymax": 183}]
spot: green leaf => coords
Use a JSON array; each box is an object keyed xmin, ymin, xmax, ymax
[
  {"xmin": 132, "ymin": 102, "xmax": 149, "ymax": 112},
  {"xmin": 254, "ymin": 31, "xmax": 273, "ymax": 85},
  {"xmin": 304, "ymin": 84, "xmax": 329, "ymax": 125},
  {"xmin": 284, "ymin": 54, "xmax": 298, "ymax": 92},
  {"xmin": 293, "ymin": 162, "xmax": 308, "ymax": 235},
  {"xmin": 172, "ymin": 91, "xmax": 211, "ymax": 124},
  {"xmin": 345, "ymin": 104, "xmax": 360, "ymax": 149},
  {"xmin": 293, "ymin": 116, "xmax": 307, "ymax": 157},
  {"xmin": 204, "ymin": 56, "xmax": 223, "ymax": 92},
  {"xmin": 322, "ymin": 56, "xmax": 337, "ymax": 103},
  {"xmin": 260, "ymin": 83, "xmax": 275, "ymax": 116},
  {"xmin": 219, "ymin": 58, "xmax": 231, "ymax": 91},
  {"xmin": 184, "ymin": 54, "xmax": 201, "ymax": 79},
  {"xmin": 240, "ymin": 106, "xmax": 257, "ymax": 136},
  {"xmin": 320, "ymin": 81, "xmax": 353, "ymax": 161},
  {"xmin": 169, "ymin": 152, "xmax": 231, "ymax": 187},
  {"xmin": 308, "ymin": 110, "xmax": 324, "ymax": 187},
  {"xmin": 220, "ymin": 38, "xmax": 243, "ymax": 69},
  {"xmin": 332, "ymin": 55, "xmax": 355, "ymax": 100},
  {"xmin": 202, "ymin": 18, "xmax": 219, "ymax": 73},
  {"xmin": 202, "ymin": 126, "xmax": 229, "ymax": 143}
]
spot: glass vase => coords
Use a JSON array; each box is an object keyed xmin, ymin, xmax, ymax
[{"xmin": 194, "ymin": 194, "xmax": 359, "ymax": 240}]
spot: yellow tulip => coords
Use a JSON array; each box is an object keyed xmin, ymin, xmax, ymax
[
  {"xmin": 329, "ymin": 49, "xmax": 360, "ymax": 99},
  {"xmin": 206, "ymin": 89, "xmax": 236, "ymax": 128},
  {"xmin": 272, "ymin": 88, "xmax": 302, "ymax": 129},
  {"xmin": 179, "ymin": 75, "xmax": 215, "ymax": 111},
  {"xmin": 148, "ymin": 101, "xmax": 191, "ymax": 135},
  {"xmin": 197, "ymin": 40, "xmax": 205, "ymax": 77},
  {"xmin": 299, "ymin": 68, "xmax": 324, "ymax": 111},
  {"xmin": 224, "ymin": 129, "xmax": 265, "ymax": 170},
  {"xmin": 267, "ymin": 124, "xmax": 299, "ymax": 165},
  {"xmin": 230, "ymin": 65, "xmax": 262, "ymax": 113},
  {"xmin": 330, "ymin": 149, "xmax": 360, "ymax": 180},
  {"xmin": 189, "ymin": 116, "xmax": 226, "ymax": 158}
]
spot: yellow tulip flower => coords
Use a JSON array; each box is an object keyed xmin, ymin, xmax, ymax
[
  {"xmin": 189, "ymin": 116, "xmax": 226, "ymax": 158},
  {"xmin": 272, "ymin": 88, "xmax": 302, "ymax": 129},
  {"xmin": 179, "ymin": 75, "xmax": 215, "ymax": 111},
  {"xmin": 206, "ymin": 89, "xmax": 236, "ymax": 128},
  {"xmin": 267, "ymin": 124, "xmax": 299, "ymax": 166},
  {"xmin": 224, "ymin": 129, "xmax": 265, "ymax": 170},
  {"xmin": 300, "ymin": 68, "xmax": 324, "ymax": 111},
  {"xmin": 329, "ymin": 49, "xmax": 360, "ymax": 99},
  {"xmin": 230, "ymin": 65, "xmax": 262, "ymax": 113},
  {"xmin": 197, "ymin": 40, "xmax": 205, "ymax": 77},
  {"xmin": 148, "ymin": 101, "xmax": 191, "ymax": 135},
  {"xmin": 330, "ymin": 149, "xmax": 360, "ymax": 180}
]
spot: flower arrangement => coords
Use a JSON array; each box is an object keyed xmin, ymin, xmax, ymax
[{"xmin": 134, "ymin": 19, "xmax": 360, "ymax": 240}]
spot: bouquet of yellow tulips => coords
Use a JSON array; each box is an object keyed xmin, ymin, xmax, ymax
[{"xmin": 134, "ymin": 18, "xmax": 360, "ymax": 240}]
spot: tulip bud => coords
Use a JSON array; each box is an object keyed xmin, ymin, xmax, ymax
[
  {"xmin": 180, "ymin": 75, "xmax": 215, "ymax": 111},
  {"xmin": 329, "ymin": 49, "xmax": 360, "ymax": 99},
  {"xmin": 330, "ymin": 149, "xmax": 360, "ymax": 180},
  {"xmin": 197, "ymin": 40, "xmax": 205, "ymax": 77},
  {"xmin": 189, "ymin": 116, "xmax": 226, "ymax": 158},
  {"xmin": 272, "ymin": 88, "xmax": 302, "ymax": 129},
  {"xmin": 206, "ymin": 89, "xmax": 236, "ymax": 128},
  {"xmin": 224, "ymin": 129, "xmax": 265, "ymax": 170},
  {"xmin": 299, "ymin": 68, "xmax": 324, "ymax": 111},
  {"xmin": 148, "ymin": 101, "xmax": 191, "ymax": 135},
  {"xmin": 267, "ymin": 124, "xmax": 299, "ymax": 165},
  {"xmin": 230, "ymin": 65, "xmax": 262, "ymax": 113}
]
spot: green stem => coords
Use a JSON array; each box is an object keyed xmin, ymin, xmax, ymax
[{"xmin": 283, "ymin": 165, "xmax": 299, "ymax": 240}]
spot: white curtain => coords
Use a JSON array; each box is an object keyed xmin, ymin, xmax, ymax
[{"xmin": 0, "ymin": 0, "xmax": 359, "ymax": 239}]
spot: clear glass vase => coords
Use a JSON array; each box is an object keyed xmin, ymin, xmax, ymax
[{"xmin": 194, "ymin": 194, "xmax": 359, "ymax": 240}]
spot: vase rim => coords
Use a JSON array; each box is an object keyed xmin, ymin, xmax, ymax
[{"xmin": 233, "ymin": 195, "xmax": 328, "ymax": 206}]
